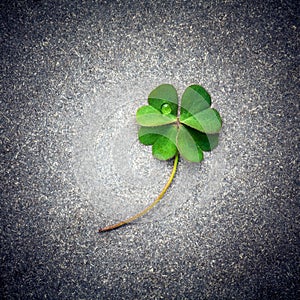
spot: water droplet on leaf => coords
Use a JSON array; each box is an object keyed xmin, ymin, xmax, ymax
[{"xmin": 161, "ymin": 103, "xmax": 172, "ymax": 115}]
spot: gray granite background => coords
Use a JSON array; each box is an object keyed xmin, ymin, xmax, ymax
[{"xmin": 1, "ymin": 0, "xmax": 299, "ymax": 299}]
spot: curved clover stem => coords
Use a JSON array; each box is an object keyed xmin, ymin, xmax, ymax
[{"xmin": 99, "ymin": 152, "xmax": 179, "ymax": 233}]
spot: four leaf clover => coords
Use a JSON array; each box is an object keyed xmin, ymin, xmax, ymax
[
  {"xmin": 136, "ymin": 84, "xmax": 222, "ymax": 162},
  {"xmin": 99, "ymin": 83, "xmax": 222, "ymax": 232}
]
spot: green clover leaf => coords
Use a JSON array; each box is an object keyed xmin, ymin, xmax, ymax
[
  {"xmin": 99, "ymin": 84, "xmax": 222, "ymax": 233},
  {"xmin": 136, "ymin": 84, "xmax": 222, "ymax": 162}
]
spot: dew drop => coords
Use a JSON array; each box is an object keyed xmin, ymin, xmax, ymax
[{"xmin": 161, "ymin": 103, "xmax": 172, "ymax": 115}]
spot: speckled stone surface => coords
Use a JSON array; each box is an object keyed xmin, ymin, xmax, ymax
[{"xmin": 1, "ymin": 0, "xmax": 299, "ymax": 299}]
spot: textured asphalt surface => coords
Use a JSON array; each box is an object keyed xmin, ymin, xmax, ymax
[{"xmin": 1, "ymin": 1, "xmax": 299, "ymax": 299}]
